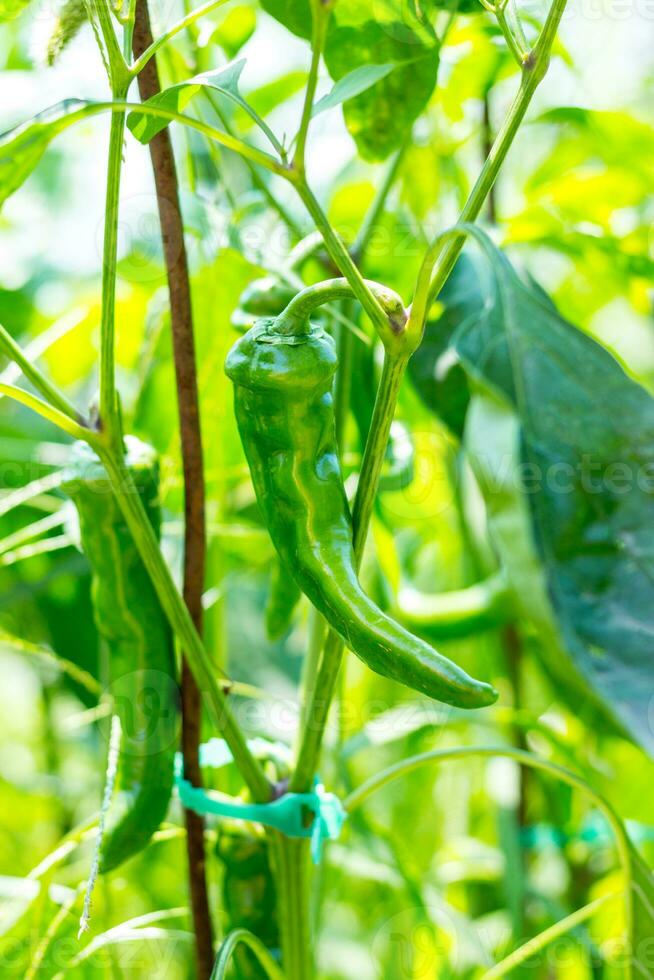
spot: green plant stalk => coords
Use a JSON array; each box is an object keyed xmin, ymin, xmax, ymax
[
  {"xmin": 98, "ymin": 84, "xmax": 129, "ymax": 452},
  {"xmin": 0, "ymin": 382, "xmax": 91, "ymax": 442},
  {"xmin": 270, "ymin": 835, "xmax": 313, "ymax": 980},
  {"xmin": 409, "ymin": 0, "xmax": 569, "ymax": 334},
  {"xmin": 293, "ymin": 0, "xmax": 331, "ymax": 170},
  {"xmin": 483, "ymin": 893, "xmax": 620, "ymax": 978},
  {"xmin": 0, "ymin": 324, "xmax": 82, "ymax": 422},
  {"xmin": 344, "ymin": 745, "xmax": 633, "ymax": 869},
  {"xmin": 130, "ymin": 0, "xmax": 232, "ymax": 75},
  {"xmin": 294, "ymin": 180, "xmax": 390, "ymax": 336},
  {"xmin": 41, "ymin": 100, "xmax": 288, "ymax": 175}
]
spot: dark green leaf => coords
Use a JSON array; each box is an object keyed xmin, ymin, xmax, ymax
[{"xmin": 457, "ymin": 229, "xmax": 654, "ymax": 755}]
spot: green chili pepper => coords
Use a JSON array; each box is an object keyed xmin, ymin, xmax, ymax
[
  {"xmin": 225, "ymin": 315, "xmax": 497, "ymax": 708},
  {"xmin": 265, "ymin": 558, "xmax": 302, "ymax": 641},
  {"xmin": 63, "ymin": 438, "xmax": 178, "ymax": 873},
  {"xmin": 397, "ymin": 572, "xmax": 512, "ymax": 639},
  {"xmin": 217, "ymin": 824, "xmax": 280, "ymax": 980}
]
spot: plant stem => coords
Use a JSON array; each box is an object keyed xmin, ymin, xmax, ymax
[
  {"xmin": 270, "ymin": 836, "xmax": 313, "ymax": 980},
  {"xmin": 484, "ymin": 893, "xmax": 619, "ymax": 979},
  {"xmin": 133, "ymin": 1, "xmax": 213, "ymax": 973},
  {"xmin": 293, "ymin": 0, "xmax": 331, "ymax": 171},
  {"xmin": 409, "ymin": 0, "xmax": 569, "ymax": 332},
  {"xmin": 0, "ymin": 324, "xmax": 83, "ymax": 423},
  {"xmin": 0, "ymin": 383, "xmax": 91, "ymax": 442},
  {"xmin": 211, "ymin": 926, "xmax": 285, "ymax": 980},
  {"xmin": 98, "ymin": 86, "xmax": 128, "ymax": 452},
  {"xmin": 293, "ymin": 180, "xmax": 390, "ymax": 335},
  {"xmin": 130, "ymin": 0, "xmax": 232, "ymax": 76}
]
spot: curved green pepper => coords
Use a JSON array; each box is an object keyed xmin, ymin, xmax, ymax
[
  {"xmin": 64, "ymin": 438, "xmax": 178, "ymax": 873},
  {"xmin": 397, "ymin": 572, "xmax": 512, "ymax": 639},
  {"xmin": 225, "ymin": 316, "xmax": 497, "ymax": 709}
]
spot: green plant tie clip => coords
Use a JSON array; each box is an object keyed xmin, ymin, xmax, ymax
[{"xmin": 175, "ymin": 740, "xmax": 346, "ymax": 864}]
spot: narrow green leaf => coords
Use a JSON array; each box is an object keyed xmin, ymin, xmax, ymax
[
  {"xmin": 0, "ymin": 100, "xmax": 86, "ymax": 209},
  {"xmin": 127, "ymin": 61, "xmax": 283, "ymax": 156},
  {"xmin": 312, "ymin": 63, "xmax": 395, "ymax": 118}
]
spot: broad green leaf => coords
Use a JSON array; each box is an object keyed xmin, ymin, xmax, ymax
[
  {"xmin": 408, "ymin": 254, "xmax": 481, "ymax": 437},
  {"xmin": 323, "ymin": 3, "xmax": 440, "ymax": 161},
  {"xmin": 0, "ymin": 100, "xmax": 85, "ymax": 209},
  {"xmin": 464, "ymin": 393, "xmax": 612, "ymax": 723},
  {"xmin": 456, "ymin": 230, "xmax": 654, "ymax": 755},
  {"xmin": 259, "ymin": 0, "xmax": 310, "ymax": 37},
  {"xmin": 126, "ymin": 61, "xmax": 283, "ymax": 156},
  {"xmin": 312, "ymin": 63, "xmax": 395, "ymax": 118},
  {"xmin": 261, "ymin": 1, "xmax": 440, "ymax": 159}
]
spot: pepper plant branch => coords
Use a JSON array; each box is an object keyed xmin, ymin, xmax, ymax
[
  {"xmin": 408, "ymin": 0, "xmax": 569, "ymax": 334},
  {"xmin": 292, "ymin": 179, "xmax": 391, "ymax": 334},
  {"xmin": 0, "ymin": 383, "xmax": 93, "ymax": 443},
  {"xmin": 98, "ymin": 97, "xmax": 128, "ymax": 451},
  {"xmin": 132, "ymin": 0, "xmax": 213, "ymax": 973},
  {"xmin": 287, "ymin": 0, "xmax": 572, "ymax": 800},
  {"xmin": 130, "ymin": 0, "xmax": 232, "ymax": 76},
  {"xmin": 0, "ymin": 324, "xmax": 83, "ymax": 423},
  {"xmin": 484, "ymin": 893, "xmax": 619, "ymax": 980},
  {"xmin": 292, "ymin": 0, "xmax": 332, "ymax": 171},
  {"xmin": 211, "ymin": 927, "xmax": 285, "ymax": 980},
  {"xmin": 56, "ymin": 101, "xmax": 288, "ymax": 175}
]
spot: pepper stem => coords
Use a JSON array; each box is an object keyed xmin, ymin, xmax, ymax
[{"xmin": 274, "ymin": 278, "xmax": 407, "ymax": 350}]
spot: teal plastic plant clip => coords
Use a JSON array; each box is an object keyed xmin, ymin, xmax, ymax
[{"xmin": 175, "ymin": 740, "xmax": 346, "ymax": 864}]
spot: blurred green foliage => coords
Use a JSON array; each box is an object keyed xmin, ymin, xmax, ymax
[{"xmin": 0, "ymin": 0, "xmax": 653, "ymax": 977}]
